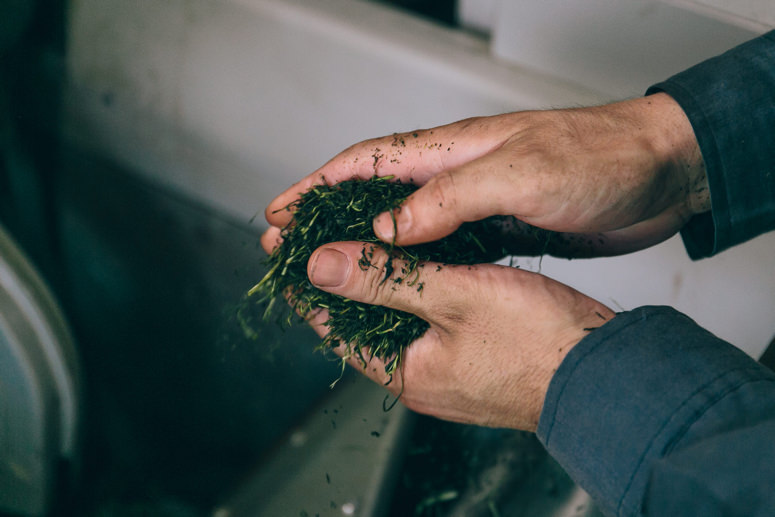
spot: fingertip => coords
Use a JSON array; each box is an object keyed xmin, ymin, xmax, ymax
[
  {"xmin": 264, "ymin": 195, "xmax": 296, "ymax": 227},
  {"xmin": 373, "ymin": 204, "xmax": 416, "ymax": 244},
  {"xmin": 265, "ymin": 174, "xmax": 327, "ymax": 226},
  {"xmin": 308, "ymin": 246, "xmax": 351, "ymax": 288},
  {"xmin": 373, "ymin": 211, "xmax": 396, "ymax": 242},
  {"xmin": 260, "ymin": 226, "xmax": 283, "ymax": 253},
  {"xmin": 375, "ymin": 194, "xmax": 463, "ymax": 246}
]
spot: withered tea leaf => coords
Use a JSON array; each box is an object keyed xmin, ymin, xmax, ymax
[{"xmin": 245, "ymin": 176, "xmax": 506, "ymax": 377}]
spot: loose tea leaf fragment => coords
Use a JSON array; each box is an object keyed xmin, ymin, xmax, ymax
[{"xmin": 246, "ymin": 176, "xmax": 506, "ymax": 376}]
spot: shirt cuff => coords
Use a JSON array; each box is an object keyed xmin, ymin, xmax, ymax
[{"xmin": 646, "ymin": 30, "xmax": 775, "ymax": 259}]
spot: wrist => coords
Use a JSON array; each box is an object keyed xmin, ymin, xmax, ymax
[
  {"xmin": 637, "ymin": 92, "xmax": 710, "ymax": 216},
  {"xmin": 529, "ymin": 303, "xmax": 617, "ymax": 431}
]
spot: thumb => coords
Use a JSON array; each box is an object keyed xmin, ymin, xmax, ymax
[
  {"xmin": 307, "ymin": 241, "xmax": 441, "ymax": 323},
  {"xmin": 372, "ymin": 159, "xmax": 519, "ymax": 246}
]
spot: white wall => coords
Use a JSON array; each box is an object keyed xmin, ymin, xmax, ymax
[
  {"xmin": 680, "ymin": 0, "xmax": 775, "ymax": 28},
  {"xmin": 64, "ymin": 0, "xmax": 775, "ymax": 357},
  {"xmin": 459, "ymin": 0, "xmax": 771, "ymax": 98},
  {"xmin": 65, "ymin": 0, "xmax": 604, "ymax": 223}
]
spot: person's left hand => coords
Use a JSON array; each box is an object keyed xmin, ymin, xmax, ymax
[{"xmin": 262, "ymin": 230, "xmax": 615, "ymax": 431}]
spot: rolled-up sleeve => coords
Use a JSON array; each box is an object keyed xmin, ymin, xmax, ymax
[{"xmin": 647, "ymin": 30, "xmax": 775, "ymax": 259}]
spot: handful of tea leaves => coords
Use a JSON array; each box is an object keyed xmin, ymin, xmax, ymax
[{"xmin": 246, "ymin": 176, "xmax": 506, "ymax": 376}]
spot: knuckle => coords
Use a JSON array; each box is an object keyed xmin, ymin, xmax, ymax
[
  {"xmin": 430, "ymin": 265, "xmax": 498, "ymax": 330},
  {"xmin": 428, "ymin": 170, "xmax": 458, "ymax": 212},
  {"xmin": 353, "ymin": 245, "xmax": 397, "ymax": 306}
]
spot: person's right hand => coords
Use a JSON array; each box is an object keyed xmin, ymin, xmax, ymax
[
  {"xmin": 257, "ymin": 237, "xmax": 616, "ymax": 431},
  {"xmin": 264, "ymin": 92, "xmax": 709, "ymax": 258}
]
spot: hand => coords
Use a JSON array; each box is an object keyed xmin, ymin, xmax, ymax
[
  {"xmin": 265, "ymin": 93, "xmax": 708, "ymax": 258},
  {"xmin": 291, "ymin": 240, "xmax": 616, "ymax": 431}
]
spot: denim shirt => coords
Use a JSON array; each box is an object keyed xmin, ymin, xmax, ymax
[{"xmin": 536, "ymin": 30, "xmax": 775, "ymax": 516}]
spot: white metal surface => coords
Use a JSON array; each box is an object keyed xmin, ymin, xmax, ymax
[
  {"xmin": 215, "ymin": 375, "xmax": 414, "ymax": 517},
  {"xmin": 64, "ymin": 0, "xmax": 605, "ymax": 225},
  {"xmin": 0, "ymin": 224, "xmax": 80, "ymax": 516}
]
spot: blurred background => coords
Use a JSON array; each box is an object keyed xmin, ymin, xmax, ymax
[{"xmin": 1, "ymin": 1, "xmax": 773, "ymax": 516}]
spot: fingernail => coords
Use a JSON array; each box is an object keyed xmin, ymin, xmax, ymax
[
  {"xmin": 374, "ymin": 206, "xmax": 411, "ymax": 241},
  {"xmin": 309, "ymin": 248, "xmax": 350, "ymax": 287}
]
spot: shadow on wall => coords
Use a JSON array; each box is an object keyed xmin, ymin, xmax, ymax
[{"xmin": 369, "ymin": 0, "xmax": 458, "ymax": 26}]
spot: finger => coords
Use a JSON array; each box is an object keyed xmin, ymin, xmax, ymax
[
  {"xmin": 372, "ymin": 148, "xmax": 525, "ymax": 245},
  {"xmin": 278, "ymin": 263, "xmax": 402, "ymax": 390},
  {"xmin": 260, "ymin": 225, "xmax": 283, "ymax": 254},
  {"xmin": 305, "ymin": 306, "xmax": 331, "ymax": 339},
  {"xmin": 573, "ymin": 209, "xmax": 688, "ymax": 256},
  {"xmin": 266, "ymin": 116, "xmax": 514, "ymax": 228},
  {"xmin": 514, "ymin": 208, "xmax": 687, "ymax": 258},
  {"xmin": 306, "ymin": 241, "xmax": 469, "ymax": 326},
  {"xmin": 306, "ymin": 299, "xmax": 398, "ymax": 388},
  {"xmin": 484, "ymin": 207, "xmax": 687, "ymax": 259},
  {"xmin": 333, "ymin": 341, "xmax": 396, "ymax": 388}
]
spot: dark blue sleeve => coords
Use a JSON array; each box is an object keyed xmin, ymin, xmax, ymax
[
  {"xmin": 536, "ymin": 307, "xmax": 775, "ymax": 517},
  {"xmin": 646, "ymin": 30, "xmax": 775, "ymax": 259},
  {"xmin": 535, "ymin": 31, "xmax": 775, "ymax": 517}
]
